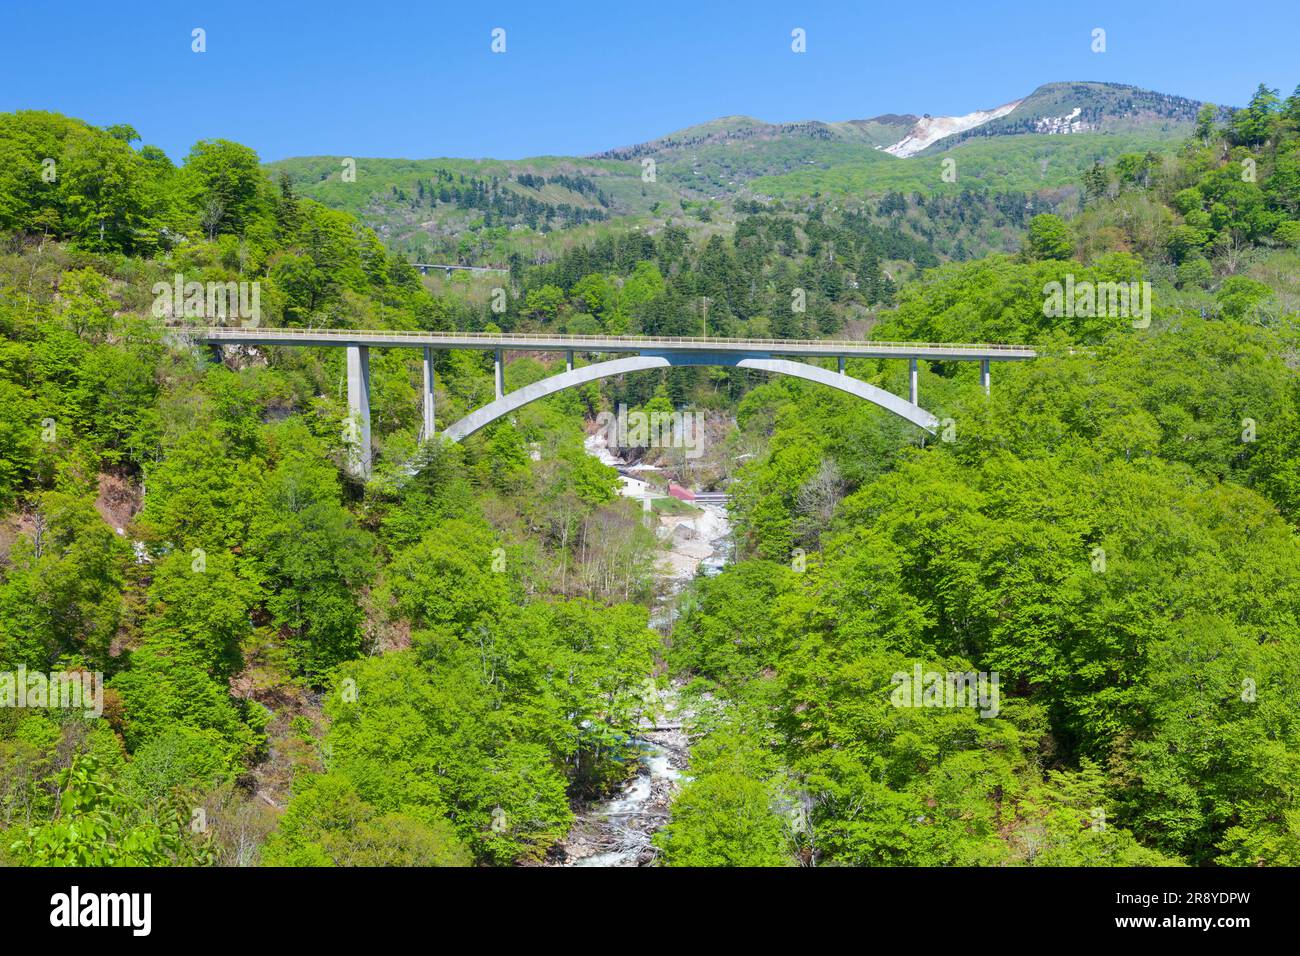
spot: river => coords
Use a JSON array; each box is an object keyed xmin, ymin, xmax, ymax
[{"xmin": 550, "ymin": 435, "xmax": 732, "ymax": 866}]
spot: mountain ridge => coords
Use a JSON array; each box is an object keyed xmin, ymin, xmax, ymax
[
  {"xmin": 591, "ymin": 81, "xmax": 1211, "ymax": 162},
  {"xmin": 266, "ymin": 79, "xmax": 1227, "ymax": 262}
]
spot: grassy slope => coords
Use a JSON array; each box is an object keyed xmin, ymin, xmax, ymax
[
  {"xmin": 267, "ymin": 154, "xmax": 692, "ymax": 257},
  {"xmin": 749, "ymin": 128, "xmax": 1192, "ymax": 197},
  {"xmin": 269, "ymin": 154, "xmax": 679, "ymax": 215}
]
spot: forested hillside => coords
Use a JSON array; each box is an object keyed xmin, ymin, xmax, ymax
[
  {"xmin": 270, "ymin": 81, "xmax": 1210, "ymax": 268},
  {"xmin": 0, "ymin": 80, "xmax": 1298, "ymax": 866},
  {"xmin": 659, "ymin": 83, "xmax": 1300, "ymax": 866}
]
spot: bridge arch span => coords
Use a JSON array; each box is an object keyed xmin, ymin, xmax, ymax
[{"xmin": 442, "ymin": 353, "xmax": 939, "ymax": 441}]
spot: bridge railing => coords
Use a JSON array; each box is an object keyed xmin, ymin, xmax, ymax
[
  {"xmin": 176, "ymin": 325, "xmax": 1035, "ymax": 354},
  {"xmin": 411, "ymin": 263, "xmax": 508, "ymax": 272}
]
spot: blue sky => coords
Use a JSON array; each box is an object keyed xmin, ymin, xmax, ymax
[{"xmin": 1, "ymin": 0, "xmax": 1296, "ymax": 162}]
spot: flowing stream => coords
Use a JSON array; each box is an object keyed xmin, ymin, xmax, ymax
[{"xmin": 551, "ymin": 435, "xmax": 732, "ymax": 866}]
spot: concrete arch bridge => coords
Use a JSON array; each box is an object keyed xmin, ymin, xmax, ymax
[{"xmin": 185, "ymin": 327, "xmax": 1036, "ymax": 478}]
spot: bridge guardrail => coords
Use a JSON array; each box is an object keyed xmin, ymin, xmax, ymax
[{"xmin": 171, "ymin": 324, "xmax": 1037, "ymax": 354}]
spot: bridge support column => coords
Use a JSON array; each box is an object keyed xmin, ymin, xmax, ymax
[
  {"xmin": 909, "ymin": 358, "xmax": 918, "ymax": 405},
  {"xmin": 566, "ymin": 350, "xmax": 574, "ymax": 373},
  {"xmin": 346, "ymin": 345, "xmax": 371, "ymax": 479},
  {"xmin": 981, "ymin": 359, "xmax": 990, "ymax": 395},
  {"xmin": 838, "ymin": 356, "xmax": 845, "ymax": 375},
  {"xmin": 208, "ymin": 344, "xmax": 224, "ymax": 366},
  {"xmin": 421, "ymin": 347, "xmax": 436, "ymax": 441},
  {"xmin": 494, "ymin": 349, "xmax": 504, "ymax": 400}
]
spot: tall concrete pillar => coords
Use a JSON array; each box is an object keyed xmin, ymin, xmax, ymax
[
  {"xmin": 837, "ymin": 355, "xmax": 846, "ymax": 375},
  {"xmin": 421, "ymin": 346, "xmax": 436, "ymax": 441},
  {"xmin": 566, "ymin": 350, "xmax": 574, "ymax": 373},
  {"xmin": 909, "ymin": 357, "xmax": 918, "ymax": 405},
  {"xmin": 494, "ymin": 349, "xmax": 504, "ymax": 400},
  {"xmin": 980, "ymin": 358, "xmax": 990, "ymax": 395},
  {"xmin": 346, "ymin": 345, "xmax": 371, "ymax": 479}
]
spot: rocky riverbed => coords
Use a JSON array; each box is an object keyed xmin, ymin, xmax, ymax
[{"xmin": 550, "ymin": 436, "xmax": 732, "ymax": 866}]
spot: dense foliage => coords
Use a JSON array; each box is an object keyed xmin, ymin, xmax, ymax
[
  {"xmin": 1, "ymin": 87, "xmax": 1297, "ymax": 866},
  {"xmin": 659, "ymin": 86, "xmax": 1300, "ymax": 866}
]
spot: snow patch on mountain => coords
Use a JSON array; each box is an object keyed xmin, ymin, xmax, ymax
[
  {"xmin": 882, "ymin": 98, "xmax": 1024, "ymax": 157},
  {"xmin": 1034, "ymin": 107, "xmax": 1092, "ymax": 134}
]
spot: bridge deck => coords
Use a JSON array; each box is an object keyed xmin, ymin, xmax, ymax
[
  {"xmin": 183, "ymin": 326, "xmax": 1037, "ymax": 361},
  {"xmin": 412, "ymin": 263, "xmax": 508, "ymax": 273}
]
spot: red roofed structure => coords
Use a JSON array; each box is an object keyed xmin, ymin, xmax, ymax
[{"xmin": 668, "ymin": 481, "xmax": 695, "ymax": 502}]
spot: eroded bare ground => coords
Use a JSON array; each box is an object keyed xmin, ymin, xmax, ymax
[
  {"xmin": 229, "ymin": 647, "xmax": 326, "ymax": 811},
  {"xmin": 94, "ymin": 468, "xmax": 142, "ymax": 531}
]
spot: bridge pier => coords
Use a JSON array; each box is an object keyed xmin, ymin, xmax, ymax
[
  {"xmin": 346, "ymin": 345, "xmax": 371, "ymax": 479},
  {"xmin": 494, "ymin": 349, "xmax": 504, "ymax": 400},
  {"xmin": 981, "ymin": 358, "xmax": 990, "ymax": 395},
  {"xmin": 566, "ymin": 350, "xmax": 574, "ymax": 373},
  {"xmin": 421, "ymin": 346, "xmax": 436, "ymax": 441},
  {"xmin": 838, "ymin": 355, "xmax": 845, "ymax": 375},
  {"xmin": 909, "ymin": 357, "xmax": 918, "ymax": 405}
]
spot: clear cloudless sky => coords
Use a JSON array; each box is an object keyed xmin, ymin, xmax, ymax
[{"xmin": 1, "ymin": 0, "xmax": 1296, "ymax": 162}]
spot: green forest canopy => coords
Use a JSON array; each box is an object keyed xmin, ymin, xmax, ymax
[{"xmin": 0, "ymin": 83, "xmax": 1298, "ymax": 866}]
